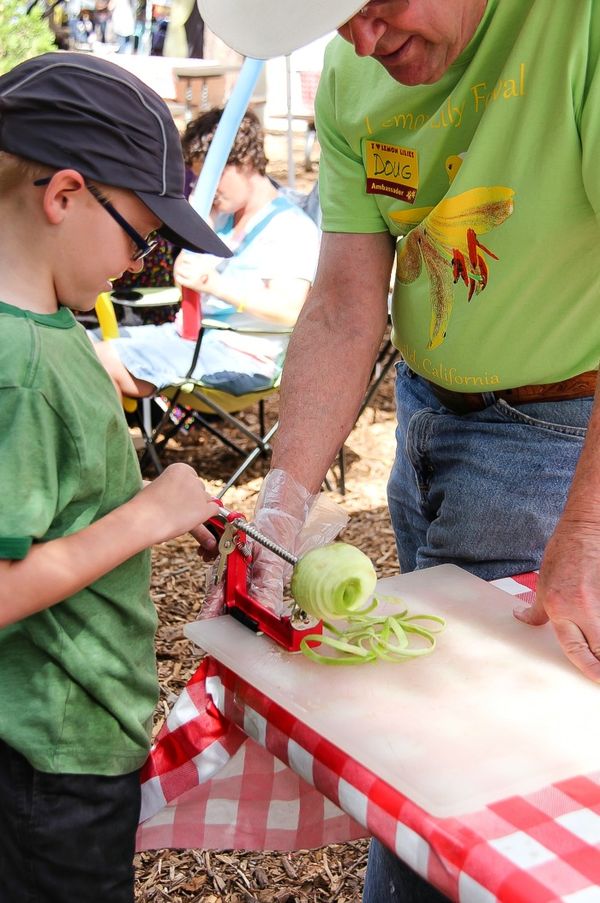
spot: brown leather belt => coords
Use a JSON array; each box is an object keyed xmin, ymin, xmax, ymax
[{"xmin": 424, "ymin": 370, "xmax": 598, "ymax": 414}]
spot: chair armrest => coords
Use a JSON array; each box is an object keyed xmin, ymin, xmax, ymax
[
  {"xmin": 111, "ymin": 286, "xmax": 182, "ymax": 307},
  {"xmin": 95, "ymin": 292, "xmax": 120, "ymax": 339},
  {"xmin": 202, "ymin": 317, "xmax": 293, "ymax": 335}
]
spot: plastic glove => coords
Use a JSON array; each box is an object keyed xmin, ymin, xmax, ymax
[
  {"xmin": 249, "ymin": 469, "xmax": 349, "ymax": 616},
  {"xmin": 202, "ymin": 562, "xmax": 229, "ymax": 619},
  {"xmin": 199, "ymin": 469, "xmax": 308, "ymax": 620},
  {"xmin": 199, "ymin": 470, "xmax": 349, "ymax": 620}
]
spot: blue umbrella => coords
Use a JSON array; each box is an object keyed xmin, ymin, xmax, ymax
[
  {"xmin": 180, "ymin": 57, "xmax": 264, "ymax": 338},
  {"xmin": 189, "ymin": 57, "xmax": 265, "ymax": 218}
]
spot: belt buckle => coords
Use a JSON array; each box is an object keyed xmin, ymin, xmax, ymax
[
  {"xmin": 459, "ymin": 393, "xmax": 484, "ymax": 414},
  {"xmin": 449, "ymin": 391, "xmax": 494, "ymax": 414}
]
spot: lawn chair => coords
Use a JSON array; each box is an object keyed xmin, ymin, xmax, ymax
[{"xmin": 95, "ymin": 290, "xmax": 289, "ymax": 497}]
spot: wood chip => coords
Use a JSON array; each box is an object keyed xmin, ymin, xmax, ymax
[
  {"xmin": 281, "ymin": 856, "xmax": 297, "ymax": 880},
  {"xmin": 254, "ymin": 866, "xmax": 269, "ymax": 888}
]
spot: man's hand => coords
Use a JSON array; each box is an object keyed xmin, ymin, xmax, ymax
[
  {"xmin": 249, "ymin": 469, "xmax": 317, "ymax": 616},
  {"xmin": 247, "ymin": 471, "xmax": 350, "ymax": 615},
  {"xmin": 514, "ymin": 518, "xmax": 600, "ymax": 682}
]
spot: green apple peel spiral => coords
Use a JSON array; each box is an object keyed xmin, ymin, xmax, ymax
[{"xmin": 290, "ymin": 543, "xmax": 445, "ymax": 665}]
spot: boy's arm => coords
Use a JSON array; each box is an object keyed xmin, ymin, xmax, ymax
[{"xmin": 0, "ymin": 464, "xmax": 218, "ymax": 629}]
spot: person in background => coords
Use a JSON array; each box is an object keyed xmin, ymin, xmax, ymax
[
  {"xmin": 94, "ymin": 106, "xmax": 321, "ymax": 400},
  {"xmin": 199, "ymin": 0, "xmax": 600, "ymax": 900},
  {"xmin": 151, "ymin": 15, "xmax": 169, "ymax": 55},
  {"xmin": 0, "ymin": 51, "xmax": 228, "ymax": 902},
  {"xmin": 110, "ymin": 0, "xmax": 134, "ymax": 52},
  {"xmin": 94, "ymin": 0, "xmax": 111, "ymax": 43},
  {"xmin": 79, "ymin": 8, "xmax": 97, "ymax": 44},
  {"xmin": 66, "ymin": 0, "xmax": 83, "ymax": 45}
]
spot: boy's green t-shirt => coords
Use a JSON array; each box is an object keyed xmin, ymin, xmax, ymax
[
  {"xmin": 0, "ymin": 301, "xmax": 158, "ymax": 775},
  {"xmin": 317, "ymin": 0, "xmax": 600, "ymax": 390}
]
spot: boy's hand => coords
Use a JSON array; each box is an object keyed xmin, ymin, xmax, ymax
[
  {"xmin": 139, "ymin": 463, "xmax": 220, "ymax": 545},
  {"xmin": 191, "ymin": 524, "xmax": 219, "ymax": 559}
]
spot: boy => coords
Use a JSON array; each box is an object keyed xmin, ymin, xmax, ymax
[{"xmin": 0, "ymin": 52, "xmax": 230, "ymax": 902}]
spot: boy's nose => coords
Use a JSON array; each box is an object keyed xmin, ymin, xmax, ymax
[{"xmin": 344, "ymin": 12, "xmax": 388, "ymax": 57}]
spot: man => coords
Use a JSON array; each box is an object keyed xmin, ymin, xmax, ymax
[{"xmin": 198, "ymin": 1, "xmax": 600, "ymax": 899}]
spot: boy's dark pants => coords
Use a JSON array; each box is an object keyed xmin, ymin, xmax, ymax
[{"xmin": 0, "ymin": 739, "xmax": 141, "ymax": 903}]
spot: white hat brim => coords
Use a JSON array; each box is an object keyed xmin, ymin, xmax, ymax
[{"xmin": 198, "ymin": 0, "xmax": 365, "ymax": 58}]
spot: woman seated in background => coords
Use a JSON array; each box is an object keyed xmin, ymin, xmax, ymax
[{"xmin": 94, "ymin": 107, "xmax": 321, "ymax": 399}]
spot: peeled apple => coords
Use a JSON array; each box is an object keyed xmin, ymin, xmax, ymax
[
  {"xmin": 290, "ymin": 542, "xmax": 377, "ymax": 620},
  {"xmin": 290, "ymin": 542, "xmax": 445, "ymax": 665}
]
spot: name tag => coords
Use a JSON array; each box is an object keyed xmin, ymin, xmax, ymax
[{"xmin": 365, "ymin": 140, "xmax": 419, "ymax": 203}]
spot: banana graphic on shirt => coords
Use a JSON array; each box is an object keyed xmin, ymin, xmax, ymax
[{"xmin": 390, "ymin": 155, "xmax": 514, "ymax": 349}]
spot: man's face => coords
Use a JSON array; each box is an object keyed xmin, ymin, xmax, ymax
[{"xmin": 338, "ymin": 0, "xmax": 487, "ymax": 85}]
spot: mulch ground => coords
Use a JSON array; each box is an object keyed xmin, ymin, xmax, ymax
[{"xmin": 134, "ymin": 138, "xmax": 401, "ymax": 902}]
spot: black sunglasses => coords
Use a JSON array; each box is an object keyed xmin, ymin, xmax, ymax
[{"xmin": 33, "ymin": 176, "xmax": 158, "ymax": 262}]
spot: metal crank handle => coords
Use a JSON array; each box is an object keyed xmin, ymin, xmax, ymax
[
  {"xmin": 230, "ymin": 518, "xmax": 298, "ymax": 567},
  {"xmin": 212, "ymin": 503, "xmax": 298, "ymax": 567}
]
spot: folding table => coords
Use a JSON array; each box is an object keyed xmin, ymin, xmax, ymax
[{"xmin": 136, "ymin": 572, "xmax": 600, "ymax": 902}]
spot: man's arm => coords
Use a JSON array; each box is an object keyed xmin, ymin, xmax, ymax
[
  {"xmin": 271, "ymin": 230, "xmax": 396, "ymax": 491},
  {"xmin": 515, "ymin": 379, "xmax": 600, "ymax": 681}
]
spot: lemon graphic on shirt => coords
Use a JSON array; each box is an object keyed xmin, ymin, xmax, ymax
[{"xmin": 391, "ymin": 185, "xmax": 514, "ymax": 349}]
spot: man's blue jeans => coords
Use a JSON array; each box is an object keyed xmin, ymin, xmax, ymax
[{"xmin": 363, "ymin": 362, "xmax": 592, "ymax": 903}]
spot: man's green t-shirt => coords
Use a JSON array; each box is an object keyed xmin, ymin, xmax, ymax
[
  {"xmin": 0, "ymin": 301, "xmax": 157, "ymax": 775},
  {"xmin": 317, "ymin": 0, "xmax": 600, "ymax": 390}
]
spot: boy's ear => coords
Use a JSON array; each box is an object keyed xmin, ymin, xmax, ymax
[{"xmin": 41, "ymin": 170, "xmax": 86, "ymax": 225}]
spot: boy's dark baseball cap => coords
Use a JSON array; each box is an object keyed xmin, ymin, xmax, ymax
[{"xmin": 0, "ymin": 52, "xmax": 231, "ymax": 257}]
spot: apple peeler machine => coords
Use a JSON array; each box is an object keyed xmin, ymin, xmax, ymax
[{"xmin": 206, "ymin": 502, "xmax": 322, "ymax": 652}]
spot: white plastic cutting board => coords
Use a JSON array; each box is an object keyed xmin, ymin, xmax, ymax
[{"xmin": 185, "ymin": 565, "xmax": 600, "ymax": 817}]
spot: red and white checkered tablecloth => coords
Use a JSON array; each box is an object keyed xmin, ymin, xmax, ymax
[{"xmin": 136, "ymin": 574, "xmax": 600, "ymax": 902}]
